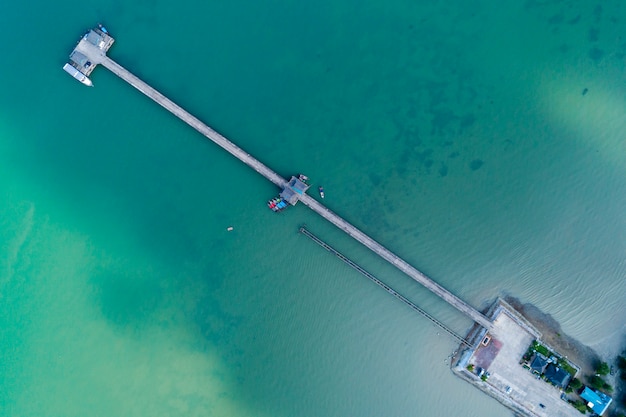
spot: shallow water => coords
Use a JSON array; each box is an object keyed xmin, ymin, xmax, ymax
[{"xmin": 1, "ymin": 1, "xmax": 625, "ymax": 416}]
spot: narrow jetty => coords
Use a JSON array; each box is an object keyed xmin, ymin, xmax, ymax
[{"xmin": 63, "ymin": 26, "xmax": 492, "ymax": 331}]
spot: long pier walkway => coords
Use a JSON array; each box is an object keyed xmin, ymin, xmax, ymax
[
  {"xmin": 297, "ymin": 194, "xmax": 493, "ymax": 330},
  {"xmin": 101, "ymin": 57, "xmax": 288, "ymax": 190},
  {"xmin": 300, "ymin": 227, "xmax": 472, "ymax": 347},
  {"xmin": 67, "ymin": 27, "xmax": 492, "ymax": 332}
]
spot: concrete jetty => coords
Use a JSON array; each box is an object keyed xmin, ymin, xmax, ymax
[{"xmin": 63, "ymin": 26, "xmax": 492, "ymax": 331}]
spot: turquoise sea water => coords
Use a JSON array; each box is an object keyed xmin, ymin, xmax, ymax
[{"xmin": 1, "ymin": 1, "xmax": 625, "ymax": 416}]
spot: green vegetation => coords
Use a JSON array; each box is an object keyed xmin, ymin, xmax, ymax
[
  {"xmin": 569, "ymin": 378, "xmax": 582, "ymax": 390},
  {"xmin": 569, "ymin": 399, "xmax": 587, "ymax": 414},
  {"xmin": 467, "ymin": 364, "xmax": 474, "ymax": 372},
  {"xmin": 618, "ymin": 355, "xmax": 626, "ymax": 380},
  {"xmin": 531, "ymin": 340, "xmax": 551, "ymax": 357},
  {"xmin": 558, "ymin": 358, "xmax": 578, "ymax": 377},
  {"xmin": 588, "ymin": 375, "xmax": 613, "ymax": 393},
  {"xmin": 595, "ymin": 361, "xmax": 610, "ymax": 376},
  {"xmin": 525, "ymin": 341, "xmax": 578, "ymax": 376}
]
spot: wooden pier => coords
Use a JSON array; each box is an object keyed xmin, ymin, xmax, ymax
[{"xmin": 64, "ymin": 26, "xmax": 492, "ymax": 332}]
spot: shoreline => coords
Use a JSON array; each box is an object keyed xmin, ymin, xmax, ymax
[
  {"xmin": 451, "ymin": 297, "xmax": 610, "ymax": 417},
  {"xmin": 503, "ymin": 296, "xmax": 601, "ymax": 377}
]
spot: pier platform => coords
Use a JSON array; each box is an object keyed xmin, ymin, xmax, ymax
[{"xmin": 63, "ymin": 26, "xmax": 114, "ymax": 86}]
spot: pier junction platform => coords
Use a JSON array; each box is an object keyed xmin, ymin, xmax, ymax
[{"xmin": 61, "ymin": 26, "xmax": 589, "ymax": 417}]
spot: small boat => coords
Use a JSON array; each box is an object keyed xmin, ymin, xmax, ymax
[
  {"xmin": 62, "ymin": 63, "xmax": 93, "ymax": 86},
  {"xmin": 319, "ymin": 186, "xmax": 325, "ymax": 199},
  {"xmin": 268, "ymin": 196, "xmax": 289, "ymax": 212}
]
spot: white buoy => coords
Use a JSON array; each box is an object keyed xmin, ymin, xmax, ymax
[{"xmin": 227, "ymin": 226, "xmax": 234, "ymax": 231}]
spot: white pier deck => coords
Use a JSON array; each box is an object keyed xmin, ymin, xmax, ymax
[{"xmin": 67, "ymin": 28, "xmax": 492, "ymax": 331}]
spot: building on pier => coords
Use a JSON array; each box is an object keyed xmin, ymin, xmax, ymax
[
  {"xmin": 279, "ymin": 175, "xmax": 310, "ymax": 205},
  {"xmin": 63, "ymin": 25, "xmax": 114, "ymax": 86},
  {"xmin": 267, "ymin": 175, "xmax": 311, "ymax": 212}
]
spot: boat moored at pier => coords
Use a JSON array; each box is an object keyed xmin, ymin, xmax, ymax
[
  {"xmin": 268, "ymin": 197, "xmax": 289, "ymax": 212},
  {"xmin": 62, "ymin": 63, "xmax": 93, "ymax": 86}
]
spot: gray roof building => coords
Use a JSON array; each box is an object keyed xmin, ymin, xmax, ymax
[
  {"xmin": 85, "ymin": 30, "xmax": 105, "ymax": 46},
  {"xmin": 530, "ymin": 354, "xmax": 548, "ymax": 373},
  {"xmin": 280, "ymin": 176, "xmax": 310, "ymax": 205},
  {"xmin": 544, "ymin": 364, "xmax": 570, "ymax": 388}
]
